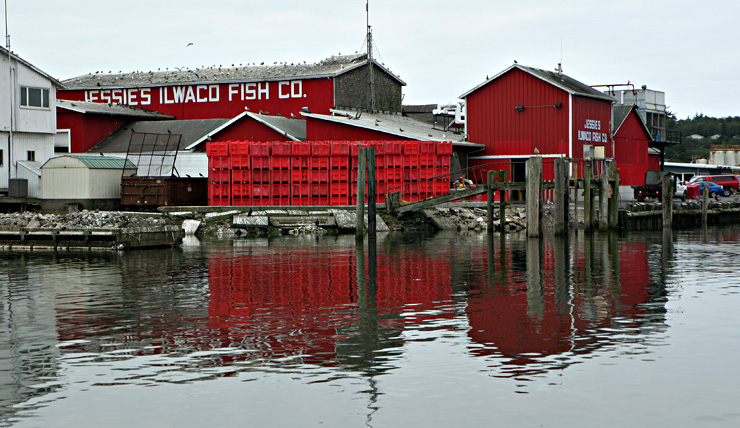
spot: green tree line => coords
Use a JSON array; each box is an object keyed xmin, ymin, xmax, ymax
[{"xmin": 665, "ymin": 114, "xmax": 740, "ymax": 162}]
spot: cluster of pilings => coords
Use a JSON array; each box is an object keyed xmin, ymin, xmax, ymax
[{"xmin": 487, "ymin": 157, "xmax": 620, "ymax": 237}]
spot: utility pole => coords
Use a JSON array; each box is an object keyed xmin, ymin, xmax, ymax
[
  {"xmin": 5, "ymin": 0, "xmax": 13, "ymax": 184},
  {"xmin": 366, "ymin": 1, "xmax": 375, "ymax": 112}
]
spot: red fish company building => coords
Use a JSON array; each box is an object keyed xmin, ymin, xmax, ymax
[{"xmin": 58, "ymin": 54, "xmax": 405, "ymax": 121}]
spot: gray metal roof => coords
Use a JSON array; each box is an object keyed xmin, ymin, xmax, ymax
[
  {"xmin": 182, "ymin": 112, "xmax": 307, "ymax": 150},
  {"xmin": 88, "ymin": 119, "xmax": 231, "ymax": 154},
  {"xmin": 612, "ymin": 103, "xmax": 653, "ymax": 138},
  {"xmin": 62, "ymin": 54, "xmax": 406, "ymax": 89},
  {"xmin": 460, "ymin": 64, "xmax": 616, "ymax": 102},
  {"xmin": 57, "ymin": 99, "xmax": 174, "ymax": 119},
  {"xmin": 44, "ymin": 155, "xmax": 137, "ymax": 169},
  {"xmin": 246, "ymin": 112, "xmax": 306, "ymax": 142},
  {"xmin": 301, "ymin": 109, "xmax": 484, "ymax": 148}
]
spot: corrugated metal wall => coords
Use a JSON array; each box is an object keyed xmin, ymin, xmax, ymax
[{"xmin": 466, "ymin": 69, "xmax": 569, "ymax": 157}]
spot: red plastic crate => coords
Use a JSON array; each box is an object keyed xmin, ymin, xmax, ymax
[
  {"xmin": 272, "ymin": 169, "xmax": 291, "ymax": 183},
  {"xmin": 403, "ymin": 169, "xmax": 420, "ymax": 182},
  {"xmin": 293, "ymin": 141, "xmax": 311, "ymax": 156},
  {"xmin": 209, "ymin": 156, "xmax": 231, "ymax": 171},
  {"xmin": 252, "ymin": 185, "xmax": 270, "ymax": 199},
  {"xmin": 310, "ymin": 195, "xmax": 330, "ymax": 205},
  {"xmin": 331, "ymin": 141, "xmax": 350, "ymax": 155},
  {"xmin": 229, "ymin": 141, "xmax": 249, "ymax": 155},
  {"xmin": 434, "ymin": 180, "xmax": 451, "ymax": 195},
  {"xmin": 330, "ymin": 169, "xmax": 349, "ymax": 182},
  {"xmin": 209, "ymin": 182, "xmax": 230, "ymax": 198},
  {"xmin": 292, "ymin": 196, "xmax": 311, "ymax": 206},
  {"xmin": 231, "ymin": 195, "xmax": 250, "ymax": 206},
  {"xmin": 312, "ymin": 142, "xmax": 331, "ymax": 156},
  {"xmin": 385, "ymin": 141, "xmax": 402, "ymax": 154},
  {"xmin": 231, "ymin": 155, "xmax": 250, "ymax": 170},
  {"xmin": 232, "ymin": 182, "xmax": 251, "ymax": 198},
  {"xmin": 330, "ymin": 155, "xmax": 350, "ymax": 169},
  {"xmin": 292, "ymin": 156, "xmax": 310, "ymax": 169},
  {"xmin": 232, "ymin": 169, "xmax": 250, "ymax": 183},
  {"xmin": 251, "ymin": 156, "xmax": 270, "ymax": 170},
  {"xmin": 330, "ymin": 194, "xmax": 349, "ymax": 205},
  {"xmin": 403, "ymin": 154, "xmax": 419, "ymax": 170},
  {"xmin": 419, "ymin": 167, "xmax": 435, "ymax": 180},
  {"xmin": 436, "ymin": 141, "xmax": 453, "ymax": 155},
  {"xmin": 271, "ymin": 183, "xmax": 291, "ymax": 198},
  {"xmin": 207, "ymin": 142, "xmax": 229, "ymax": 157},
  {"xmin": 210, "ymin": 169, "xmax": 230, "ymax": 184},
  {"xmin": 251, "ymin": 142, "xmax": 270, "ymax": 156},
  {"xmin": 420, "ymin": 141, "xmax": 435, "ymax": 154},
  {"xmin": 310, "ymin": 182, "xmax": 329, "ymax": 196},
  {"xmin": 331, "ymin": 182, "xmax": 349, "ymax": 195},
  {"xmin": 402, "ymin": 141, "xmax": 420, "ymax": 155},
  {"xmin": 310, "ymin": 169, "xmax": 329, "ymax": 183},
  {"xmin": 310, "ymin": 156, "xmax": 330, "ymax": 170},
  {"xmin": 271, "ymin": 156, "xmax": 291, "ymax": 170},
  {"xmin": 291, "ymin": 182, "xmax": 310, "ymax": 197},
  {"xmin": 419, "ymin": 153, "xmax": 435, "ymax": 167},
  {"xmin": 271, "ymin": 141, "xmax": 292, "ymax": 156},
  {"xmin": 291, "ymin": 169, "xmax": 310, "ymax": 182},
  {"xmin": 385, "ymin": 154, "xmax": 403, "ymax": 169},
  {"xmin": 252, "ymin": 170, "xmax": 270, "ymax": 183}
]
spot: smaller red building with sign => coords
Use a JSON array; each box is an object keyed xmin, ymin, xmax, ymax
[{"xmin": 460, "ymin": 64, "xmax": 615, "ymax": 183}]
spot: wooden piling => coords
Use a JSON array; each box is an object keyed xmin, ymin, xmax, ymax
[
  {"xmin": 554, "ymin": 158, "xmax": 569, "ymax": 235},
  {"xmin": 599, "ymin": 173, "xmax": 609, "ymax": 231},
  {"xmin": 608, "ymin": 167, "xmax": 619, "ymax": 229},
  {"xmin": 584, "ymin": 165, "xmax": 593, "ymax": 232},
  {"xmin": 499, "ymin": 171, "xmax": 508, "ymax": 234},
  {"xmin": 573, "ymin": 163, "xmax": 579, "ymax": 228},
  {"xmin": 487, "ymin": 170, "xmax": 496, "ymax": 233},
  {"xmin": 526, "ymin": 157, "xmax": 542, "ymax": 238},
  {"xmin": 367, "ymin": 148, "xmax": 377, "ymax": 236},
  {"xmin": 356, "ymin": 147, "xmax": 367, "ymax": 236},
  {"xmin": 662, "ymin": 174, "xmax": 673, "ymax": 230}
]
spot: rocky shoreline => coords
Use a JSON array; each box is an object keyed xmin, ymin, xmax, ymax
[{"xmin": 1, "ymin": 205, "xmax": 542, "ymax": 235}]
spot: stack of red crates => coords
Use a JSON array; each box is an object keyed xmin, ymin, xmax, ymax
[
  {"xmin": 207, "ymin": 140, "xmax": 451, "ymax": 206},
  {"xmin": 330, "ymin": 141, "xmax": 351, "ymax": 205},
  {"xmin": 250, "ymin": 142, "xmax": 271, "ymax": 205},
  {"xmin": 311, "ymin": 142, "xmax": 331, "ymax": 205},
  {"xmin": 435, "ymin": 141, "xmax": 452, "ymax": 196},
  {"xmin": 208, "ymin": 142, "xmax": 231, "ymax": 206},
  {"xmin": 271, "ymin": 141, "xmax": 292, "ymax": 206},
  {"xmin": 291, "ymin": 141, "xmax": 311, "ymax": 205},
  {"xmin": 230, "ymin": 141, "xmax": 250, "ymax": 205}
]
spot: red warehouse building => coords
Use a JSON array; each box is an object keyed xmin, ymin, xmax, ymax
[
  {"xmin": 58, "ymin": 54, "xmax": 405, "ymax": 121},
  {"xmin": 56, "ymin": 99, "xmax": 174, "ymax": 153},
  {"xmin": 611, "ymin": 104, "xmax": 653, "ymax": 186},
  {"xmin": 460, "ymin": 64, "xmax": 615, "ymax": 186}
]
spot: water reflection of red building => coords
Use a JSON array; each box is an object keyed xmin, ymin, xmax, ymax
[
  {"xmin": 206, "ymin": 241, "xmax": 455, "ymax": 365},
  {"xmin": 464, "ymin": 238, "xmax": 661, "ymax": 376},
  {"xmin": 206, "ymin": 236, "xmax": 664, "ymax": 376}
]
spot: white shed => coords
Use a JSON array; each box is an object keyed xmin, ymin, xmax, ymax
[{"xmin": 40, "ymin": 155, "xmax": 136, "ymax": 210}]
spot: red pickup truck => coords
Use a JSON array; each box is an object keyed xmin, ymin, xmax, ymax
[{"xmin": 686, "ymin": 175, "xmax": 740, "ymax": 196}]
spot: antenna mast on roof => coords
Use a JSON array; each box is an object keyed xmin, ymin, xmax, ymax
[
  {"xmin": 366, "ymin": 0, "xmax": 375, "ymax": 111},
  {"xmin": 3, "ymin": 0, "xmax": 9, "ymax": 49}
]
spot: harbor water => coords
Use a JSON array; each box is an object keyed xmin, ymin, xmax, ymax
[{"xmin": 1, "ymin": 227, "xmax": 739, "ymax": 427}]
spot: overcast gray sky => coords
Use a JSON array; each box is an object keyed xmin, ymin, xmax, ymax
[{"xmin": 5, "ymin": 0, "xmax": 738, "ymax": 119}]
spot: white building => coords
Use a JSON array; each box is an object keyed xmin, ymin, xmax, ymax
[{"xmin": 1, "ymin": 45, "xmax": 62, "ymax": 192}]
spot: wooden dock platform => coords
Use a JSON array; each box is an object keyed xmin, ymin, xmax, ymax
[{"xmin": 0, "ymin": 226, "xmax": 184, "ymax": 252}]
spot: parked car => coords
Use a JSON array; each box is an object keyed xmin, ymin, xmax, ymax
[
  {"xmin": 686, "ymin": 181, "xmax": 724, "ymax": 199},
  {"xmin": 687, "ymin": 175, "xmax": 740, "ymax": 196},
  {"xmin": 675, "ymin": 183, "xmax": 687, "ymax": 201}
]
